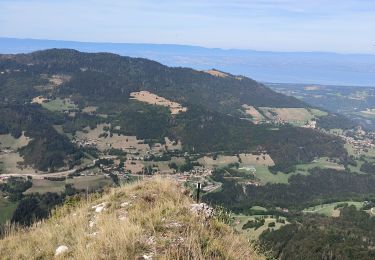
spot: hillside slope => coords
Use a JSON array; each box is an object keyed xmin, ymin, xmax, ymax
[
  {"xmin": 0, "ymin": 49, "xmax": 306, "ymax": 113},
  {"xmin": 0, "ymin": 178, "xmax": 262, "ymax": 259},
  {"xmin": 0, "ymin": 49, "xmax": 348, "ymax": 173}
]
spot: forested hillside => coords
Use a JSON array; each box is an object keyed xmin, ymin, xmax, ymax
[{"xmin": 0, "ymin": 49, "xmax": 346, "ymax": 172}]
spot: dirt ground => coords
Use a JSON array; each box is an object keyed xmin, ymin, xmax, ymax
[{"xmin": 130, "ymin": 91, "xmax": 187, "ymax": 115}]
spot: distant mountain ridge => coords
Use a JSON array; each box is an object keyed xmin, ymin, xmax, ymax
[{"xmin": 1, "ymin": 37, "xmax": 374, "ymax": 86}]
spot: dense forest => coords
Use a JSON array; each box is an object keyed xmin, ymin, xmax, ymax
[
  {"xmin": 260, "ymin": 206, "xmax": 375, "ymax": 260},
  {"xmin": 1, "ymin": 49, "xmax": 306, "ymax": 112},
  {"xmin": 205, "ymin": 168, "xmax": 375, "ymax": 210}
]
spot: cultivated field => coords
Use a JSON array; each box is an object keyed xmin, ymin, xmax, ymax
[
  {"xmin": 239, "ymin": 153, "xmax": 275, "ymax": 166},
  {"xmin": 130, "ymin": 91, "xmax": 187, "ymax": 114}
]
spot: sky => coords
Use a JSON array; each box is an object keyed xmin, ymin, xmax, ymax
[{"xmin": 1, "ymin": 0, "xmax": 375, "ymax": 54}]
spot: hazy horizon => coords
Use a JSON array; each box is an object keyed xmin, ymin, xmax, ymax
[
  {"xmin": 1, "ymin": 0, "xmax": 375, "ymax": 54},
  {"xmin": 2, "ymin": 36, "xmax": 375, "ymax": 56},
  {"xmin": 1, "ymin": 37, "xmax": 374, "ymax": 86}
]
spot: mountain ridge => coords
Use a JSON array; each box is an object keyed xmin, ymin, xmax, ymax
[{"xmin": 1, "ymin": 37, "xmax": 374, "ymax": 86}]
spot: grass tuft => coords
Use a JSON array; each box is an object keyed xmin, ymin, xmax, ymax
[{"xmin": 0, "ymin": 177, "xmax": 262, "ymax": 259}]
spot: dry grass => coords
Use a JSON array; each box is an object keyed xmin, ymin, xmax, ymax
[
  {"xmin": 242, "ymin": 105, "xmax": 264, "ymax": 124},
  {"xmin": 204, "ymin": 70, "xmax": 229, "ymax": 78},
  {"xmin": 239, "ymin": 153, "xmax": 275, "ymax": 167},
  {"xmin": 48, "ymin": 75, "xmax": 71, "ymax": 86},
  {"xmin": 198, "ymin": 155, "xmax": 239, "ymax": 168},
  {"xmin": 31, "ymin": 96, "xmax": 49, "ymax": 104},
  {"xmin": 259, "ymin": 107, "xmax": 315, "ymax": 124},
  {"xmin": 81, "ymin": 106, "xmax": 98, "ymax": 114},
  {"xmin": 0, "ymin": 178, "xmax": 262, "ymax": 259},
  {"xmin": 130, "ymin": 91, "xmax": 187, "ymax": 115}
]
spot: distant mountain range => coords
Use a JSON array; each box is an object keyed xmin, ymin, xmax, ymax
[{"xmin": 0, "ymin": 37, "xmax": 374, "ymax": 86}]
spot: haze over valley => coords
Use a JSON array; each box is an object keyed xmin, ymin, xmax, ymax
[{"xmin": 1, "ymin": 1, "xmax": 375, "ymax": 259}]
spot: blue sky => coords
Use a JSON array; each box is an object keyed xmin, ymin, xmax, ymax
[{"xmin": 1, "ymin": 0, "xmax": 375, "ymax": 53}]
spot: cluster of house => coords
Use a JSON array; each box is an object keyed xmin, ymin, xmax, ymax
[
  {"xmin": 337, "ymin": 127, "xmax": 375, "ymax": 155},
  {"xmin": 302, "ymin": 120, "xmax": 317, "ymax": 129},
  {"xmin": 73, "ymin": 139, "xmax": 97, "ymax": 148}
]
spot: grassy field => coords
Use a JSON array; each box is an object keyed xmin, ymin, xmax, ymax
[
  {"xmin": 303, "ymin": 201, "xmax": 364, "ymax": 217},
  {"xmin": 248, "ymin": 166, "xmax": 309, "ymax": 184},
  {"xmin": 198, "ymin": 155, "xmax": 238, "ymax": 168},
  {"xmin": 258, "ymin": 107, "xmax": 327, "ymax": 126},
  {"xmin": 250, "ymin": 206, "xmax": 267, "ymax": 212},
  {"xmin": 142, "ymin": 161, "xmax": 173, "ymax": 174},
  {"xmin": 233, "ymin": 214, "xmax": 288, "ymax": 239},
  {"xmin": 295, "ymin": 157, "xmax": 345, "ymax": 172},
  {"xmin": 344, "ymin": 143, "xmax": 375, "ymax": 173},
  {"xmin": 0, "ymin": 197, "xmax": 18, "ymax": 224},
  {"xmin": 41, "ymin": 98, "xmax": 77, "ymax": 112},
  {"xmin": 246, "ymin": 157, "xmax": 341, "ymax": 185},
  {"xmin": 309, "ymin": 108, "xmax": 329, "ymax": 117},
  {"xmin": 25, "ymin": 175, "xmax": 113, "ymax": 194},
  {"xmin": 0, "ymin": 133, "xmax": 30, "ymax": 150}
]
